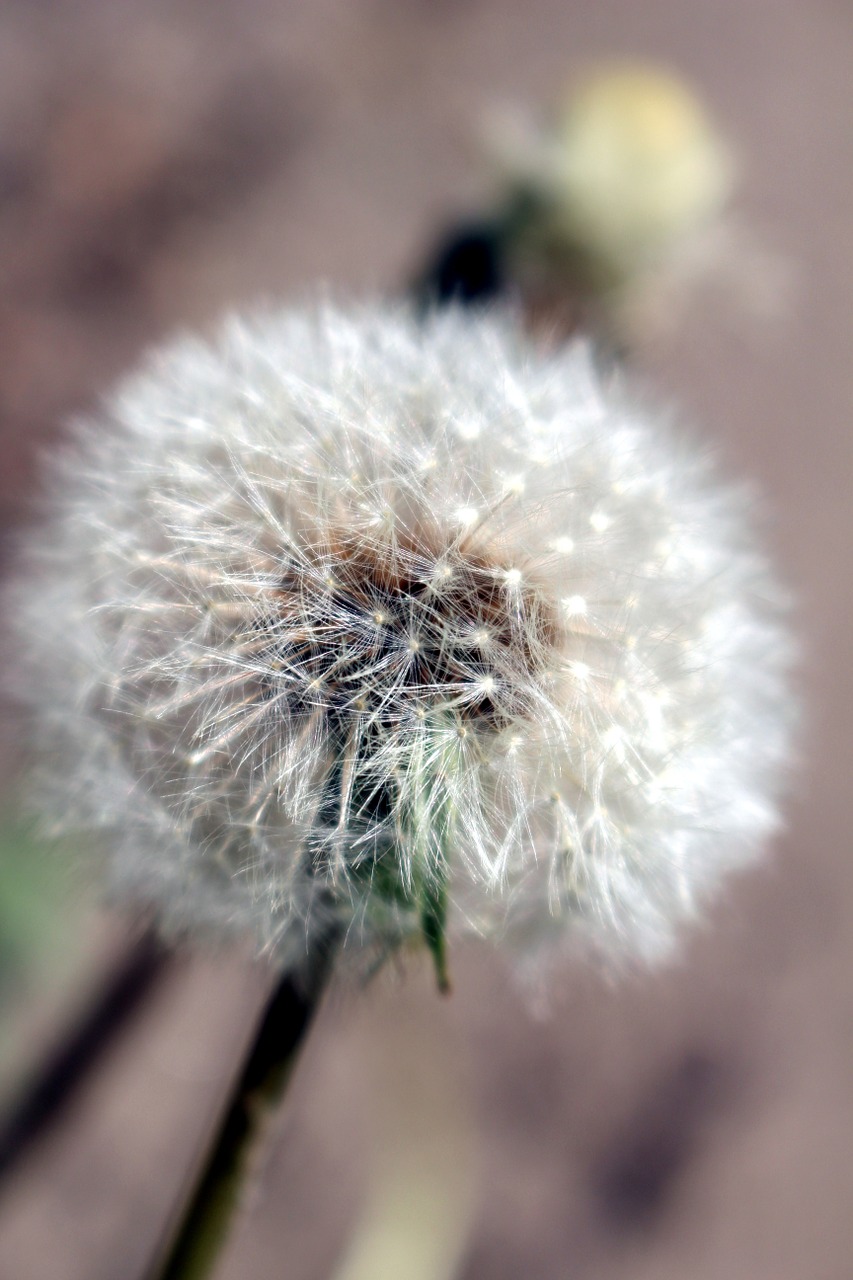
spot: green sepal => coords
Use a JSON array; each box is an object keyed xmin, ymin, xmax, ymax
[{"xmin": 417, "ymin": 853, "xmax": 450, "ymax": 994}]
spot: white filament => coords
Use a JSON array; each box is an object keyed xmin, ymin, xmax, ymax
[{"xmin": 9, "ymin": 301, "xmax": 795, "ymax": 974}]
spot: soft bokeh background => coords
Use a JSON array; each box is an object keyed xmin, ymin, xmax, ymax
[{"xmin": 0, "ymin": 2, "xmax": 850, "ymax": 1278}]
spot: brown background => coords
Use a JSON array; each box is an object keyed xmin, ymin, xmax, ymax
[{"xmin": 0, "ymin": 1, "xmax": 851, "ymax": 1277}]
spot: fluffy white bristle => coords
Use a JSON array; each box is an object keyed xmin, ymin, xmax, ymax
[{"xmin": 9, "ymin": 301, "xmax": 795, "ymax": 975}]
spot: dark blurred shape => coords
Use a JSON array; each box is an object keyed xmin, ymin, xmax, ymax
[
  {"xmin": 0, "ymin": 930, "xmax": 166, "ymax": 1183},
  {"xmin": 414, "ymin": 219, "xmax": 506, "ymax": 307},
  {"xmin": 592, "ymin": 1050, "xmax": 732, "ymax": 1230}
]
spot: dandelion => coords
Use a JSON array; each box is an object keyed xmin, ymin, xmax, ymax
[
  {"xmin": 472, "ymin": 63, "xmax": 743, "ymax": 346},
  {"xmin": 493, "ymin": 62, "xmax": 734, "ymax": 283},
  {"xmin": 10, "ymin": 301, "xmax": 793, "ymax": 984}
]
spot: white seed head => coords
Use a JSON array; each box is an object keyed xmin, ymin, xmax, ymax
[{"xmin": 9, "ymin": 301, "xmax": 794, "ymax": 975}]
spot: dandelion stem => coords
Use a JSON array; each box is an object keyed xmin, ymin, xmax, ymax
[
  {"xmin": 418, "ymin": 855, "xmax": 451, "ymax": 995},
  {"xmin": 0, "ymin": 928, "xmax": 166, "ymax": 1184},
  {"xmin": 147, "ymin": 939, "xmax": 337, "ymax": 1280}
]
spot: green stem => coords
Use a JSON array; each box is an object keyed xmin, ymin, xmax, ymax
[
  {"xmin": 147, "ymin": 945, "xmax": 336, "ymax": 1280},
  {"xmin": 418, "ymin": 853, "xmax": 450, "ymax": 995}
]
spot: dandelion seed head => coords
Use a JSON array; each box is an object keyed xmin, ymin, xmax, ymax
[{"xmin": 10, "ymin": 301, "xmax": 794, "ymax": 976}]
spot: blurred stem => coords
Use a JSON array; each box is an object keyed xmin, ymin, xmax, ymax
[
  {"xmin": 0, "ymin": 927, "xmax": 166, "ymax": 1182},
  {"xmin": 148, "ymin": 942, "xmax": 337, "ymax": 1280}
]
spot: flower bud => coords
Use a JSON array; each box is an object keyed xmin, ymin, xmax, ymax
[{"xmin": 488, "ymin": 63, "xmax": 733, "ymax": 287}]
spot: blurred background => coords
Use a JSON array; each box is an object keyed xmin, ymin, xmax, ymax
[{"xmin": 0, "ymin": 2, "xmax": 850, "ymax": 1278}]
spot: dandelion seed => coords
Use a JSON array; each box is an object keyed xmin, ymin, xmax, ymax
[
  {"xmin": 8, "ymin": 301, "xmax": 794, "ymax": 979},
  {"xmin": 454, "ymin": 506, "xmax": 480, "ymax": 528}
]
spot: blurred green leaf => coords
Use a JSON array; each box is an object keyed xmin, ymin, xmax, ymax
[{"xmin": 0, "ymin": 817, "xmax": 87, "ymax": 1002}]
